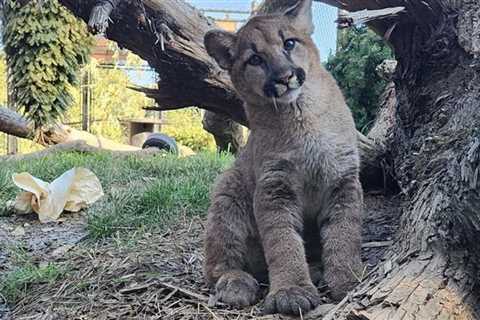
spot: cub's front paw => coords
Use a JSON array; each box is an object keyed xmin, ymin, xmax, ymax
[
  {"xmin": 327, "ymin": 277, "xmax": 357, "ymax": 301},
  {"xmin": 324, "ymin": 263, "xmax": 363, "ymax": 301},
  {"xmin": 215, "ymin": 270, "xmax": 259, "ymax": 307},
  {"xmin": 263, "ymin": 285, "xmax": 320, "ymax": 315}
]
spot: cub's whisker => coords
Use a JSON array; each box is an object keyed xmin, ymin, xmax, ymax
[{"xmin": 272, "ymin": 97, "xmax": 279, "ymax": 113}]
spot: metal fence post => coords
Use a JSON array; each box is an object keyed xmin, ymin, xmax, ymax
[{"xmin": 6, "ymin": 65, "xmax": 18, "ymax": 154}]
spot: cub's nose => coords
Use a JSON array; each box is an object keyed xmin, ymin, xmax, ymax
[{"xmin": 275, "ymin": 71, "xmax": 295, "ymax": 85}]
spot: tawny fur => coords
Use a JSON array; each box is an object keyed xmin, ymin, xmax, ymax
[{"xmin": 203, "ymin": 0, "xmax": 363, "ymax": 315}]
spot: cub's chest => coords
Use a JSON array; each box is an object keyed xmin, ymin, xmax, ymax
[
  {"xmin": 295, "ymin": 132, "xmax": 347, "ymax": 220},
  {"xmin": 295, "ymin": 130, "xmax": 340, "ymax": 187}
]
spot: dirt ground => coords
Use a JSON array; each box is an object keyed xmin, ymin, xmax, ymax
[{"xmin": 0, "ymin": 193, "xmax": 400, "ymax": 320}]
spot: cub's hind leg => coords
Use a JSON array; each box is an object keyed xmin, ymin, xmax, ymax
[{"xmin": 204, "ymin": 169, "xmax": 264, "ymax": 307}]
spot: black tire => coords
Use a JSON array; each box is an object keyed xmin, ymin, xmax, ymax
[{"xmin": 142, "ymin": 133, "xmax": 179, "ymax": 155}]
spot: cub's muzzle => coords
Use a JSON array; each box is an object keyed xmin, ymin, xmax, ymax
[{"xmin": 264, "ymin": 68, "xmax": 306, "ymax": 98}]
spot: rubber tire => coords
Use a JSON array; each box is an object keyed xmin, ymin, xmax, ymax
[{"xmin": 142, "ymin": 133, "xmax": 179, "ymax": 155}]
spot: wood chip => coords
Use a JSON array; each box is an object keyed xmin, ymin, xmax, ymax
[
  {"xmin": 362, "ymin": 241, "xmax": 394, "ymax": 248},
  {"xmin": 156, "ymin": 281, "xmax": 209, "ymax": 302}
]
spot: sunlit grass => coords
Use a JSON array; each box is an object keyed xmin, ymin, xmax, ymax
[{"xmin": 0, "ymin": 151, "xmax": 233, "ymax": 238}]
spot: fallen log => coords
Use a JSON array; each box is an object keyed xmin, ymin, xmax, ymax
[
  {"xmin": 0, "ymin": 106, "xmax": 140, "ymax": 151},
  {"xmin": 0, "ymin": 140, "xmax": 161, "ymax": 162}
]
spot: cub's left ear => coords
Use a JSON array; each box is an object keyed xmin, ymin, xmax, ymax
[
  {"xmin": 284, "ymin": 0, "xmax": 314, "ymax": 35},
  {"xmin": 204, "ymin": 30, "xmax": 237, "ymax": 70}
]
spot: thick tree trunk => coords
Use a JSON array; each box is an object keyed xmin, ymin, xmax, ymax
[
  {"xmin": 322, "ymin": 0, "xmax": 480, "ymax": 319},
  {"xmin": 55, "ymin": 0, "xmax": 480, "ymax": 318}
]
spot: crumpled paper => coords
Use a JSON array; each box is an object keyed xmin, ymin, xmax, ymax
[{"xmin": 12, "ymin": 167, "xmax": 104, "ymax": 223}]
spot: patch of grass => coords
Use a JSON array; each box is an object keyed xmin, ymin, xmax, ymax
[
  {"xmin": 0, "ymin": 247, "xmax": 67, "ymax": 303},
  {"xmin": 0, "ymin": 167, "xmax": 17, "ymax": 215},
  {"xmin": 86, "ymin": 152, "xmax": 230, "ymax": 238},
  {"xmin": 0, "ymin": 262, "xmax": 66, "ymax": 303},
  {"xmin": 0, "ymin": 151, "xmax": 233, "ymax": 238}
]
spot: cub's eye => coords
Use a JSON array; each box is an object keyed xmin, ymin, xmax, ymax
[
  {"xmin": 247, "ymin": 55, "xmax": 263, "ymax": 66},
  {"xmin": 284, "ymin": 39, "xmax": 296, "ymax": 51}
]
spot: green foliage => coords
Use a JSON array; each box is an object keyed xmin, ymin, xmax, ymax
[
  {"xmin": 0, "ymin": 151, "xmax": 233, "ymax": 239},
  {"xmin": 2, "ymin": 0, "xmax": 92, "ymax": 128},
  {"xmin": 163, "ymin": 109, "xmax": 216, "ymax": 152},
  {"xmin": 325, "ymin": 26, "xmax": 393, "ymax": 133}
]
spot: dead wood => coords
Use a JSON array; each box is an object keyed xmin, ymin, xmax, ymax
[
  {"xmin": 336, "ymin": 7, "xmax": 405, "ymax": 28},
  {"xmin": 156, "ymin": 281, "xmax": 210, "ymax": 303},
  {"xmin": 0, "ymin": 106, "xmax": 33, "ymax": 139},
  {"xmin": 323, "ymin": 0, "xmax": 480, "ymax": 319}
]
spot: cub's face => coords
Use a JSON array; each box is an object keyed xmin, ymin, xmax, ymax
[{"xmin": 205, "ymin": 0, "xmax": 316, "ymax": 106}]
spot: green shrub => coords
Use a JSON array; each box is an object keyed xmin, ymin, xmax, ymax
[
  {"xmin": 325, "ymin": 26, "xmax": 393, "ymax": 133},
  {"xmin": 2, "ymin": 0, "xmax": 92, "ymax": 128},
  {"xmin": 162, "ymin": 109, "xmax": 216, "ymax": 152}
]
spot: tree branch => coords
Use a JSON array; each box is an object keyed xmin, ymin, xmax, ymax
[
  {"xmin": 336, "ymin": 7, "xmax": 405, "ymax": 28},
  {"xmin": 0, "ymin": 106, "xmax": 33, "ymax": 139},
  {"xmin": 87, "ymin": 0, "xmax": 121, "ymax": 34}
]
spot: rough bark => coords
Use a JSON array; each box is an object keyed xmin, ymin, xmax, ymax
[
  {"xmin": 360, "ymin": 60, "xmax": 398, "ymax": 192},
  {"xmin": 55, "ymin": 0, "xmax": 480, "ymax": 318},
  {"xmin": 322, "ymin": 0, "xmax": 480, "ymax": 319},
  {"xmin": 0, "ymin": 107, "xmax": 32, "ymax": 139}
]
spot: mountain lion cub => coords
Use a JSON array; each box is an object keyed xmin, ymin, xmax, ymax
[{"xmin": 203, "ymin": 0, "xmax": 363, "ymax": 315}]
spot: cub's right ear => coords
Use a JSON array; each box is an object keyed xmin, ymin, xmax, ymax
[{"xmin": 204, "ymin": 30, "xmax": 236, "ymax": 70}]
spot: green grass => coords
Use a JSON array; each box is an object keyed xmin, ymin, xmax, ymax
[
  {"xmin": 1, "ymin": 150, "xmax": 233, "ymax": 305},
  {"xmin": 0, "ymin": 151, "xmax": 233, "ymax": 238},
  {"xmin": 1, "ymin": 262, "xmax": 67, "ymax": 303},
  {"xmin": 0, "ymin": 246, "xmax": 67, "ymax": 303}
]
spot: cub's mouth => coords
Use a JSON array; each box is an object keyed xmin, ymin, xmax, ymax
[{"xmin": 263, "ymin": 68, "xmax": 306, "ymax": 102}]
